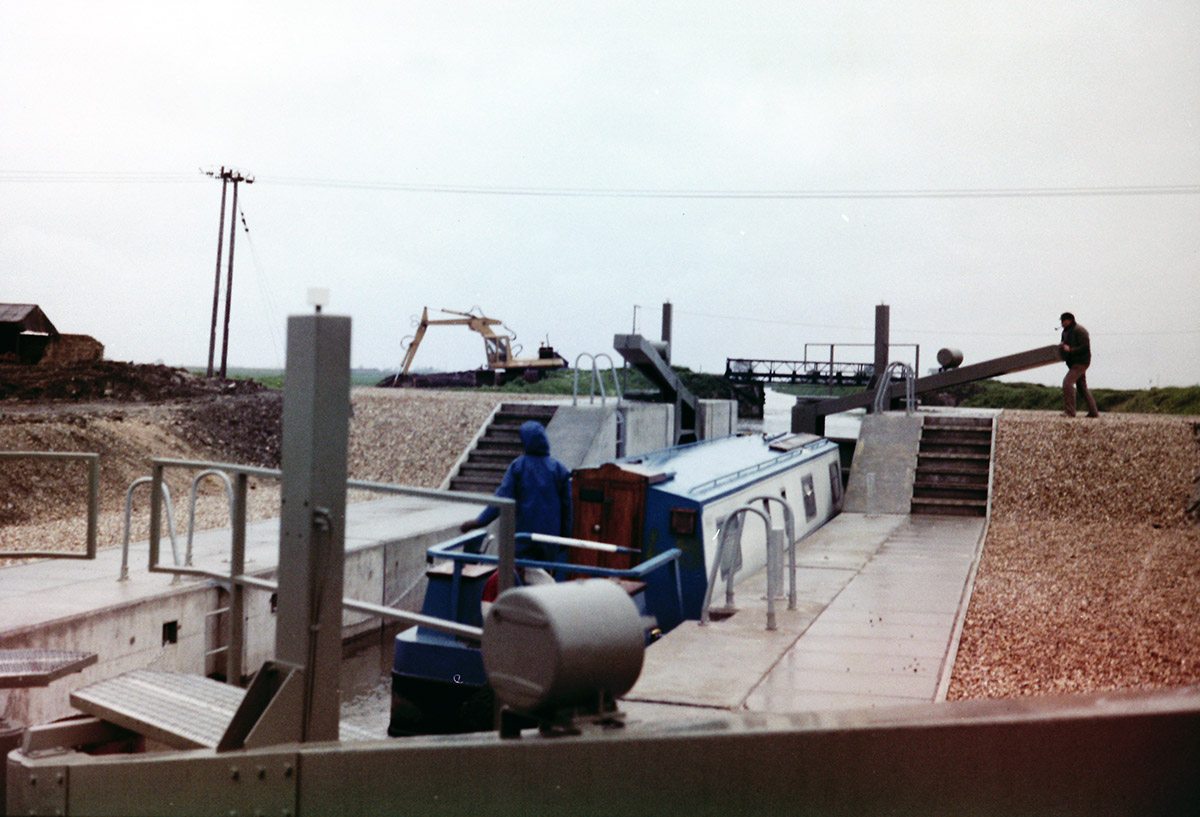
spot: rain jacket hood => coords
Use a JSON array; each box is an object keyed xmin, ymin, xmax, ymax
[{"xmin": 520, "ymin": 420, "xmax": 551, "ymax": 456}]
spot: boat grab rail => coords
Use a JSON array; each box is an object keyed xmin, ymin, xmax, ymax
[
  {"xmin": 572, "ymin": 352, "xmax": 624, "ymax": 406},
  {"xmin": 120, "ymin": 477, "xmax": 180, "ymax": 582},
  {"xmin": 0, "ymin": 451, "xmax": 99, "ymax": 561},
  {"xmin": 427, "ymin": 531, "xmax": 685, "ymax": 629}
]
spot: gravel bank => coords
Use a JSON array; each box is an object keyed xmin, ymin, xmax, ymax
[
  {"xmin": 947, "ymin": 411, "xmax": 1200, "ymax": 699},
  {"xmin": 0, "ymin": 389, "xmax": 547, "ymax": 558}
]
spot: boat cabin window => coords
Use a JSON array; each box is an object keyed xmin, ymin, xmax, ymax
[
  {"xmin": 801, "ymin": 475, "xmax": 817, "ymax": 521},
  {"xmin": 828, "ymin": 460, "xmax": 843, "ymax": 507}
]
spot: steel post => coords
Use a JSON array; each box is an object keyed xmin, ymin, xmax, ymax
[{"xmin": 228, "ymin": 471, "xmax": 248, "ymax": 685}]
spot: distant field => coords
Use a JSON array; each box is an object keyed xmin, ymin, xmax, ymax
[{"xmin": 194, "ymin": 368, "xmax": 392, "ymax": 390}]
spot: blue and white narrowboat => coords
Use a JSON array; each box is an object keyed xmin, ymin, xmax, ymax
[{"xmin": 389, "ymin": 431, "xmax": 843, "ymax": 735}]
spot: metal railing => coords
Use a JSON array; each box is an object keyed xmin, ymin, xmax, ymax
[
  {"xmin": 700, "ymin": 496, "xmax": 803, "ymax": 631},
  {"xmin": 0, "ymin": 451, "xmax": 99, "ymax": 560},
  {"xmin": 185, "ymin": 469, "xmax": 234, "ymax": 566},
  {"xmin": 120, "ymin": 477, "xmax": 181, "ymax": 581},
  {"xmin": 873, "ymin": 361, "xmax": 916, "ymax": 415},
  {"xmin": 426, "ymin": 530, "xmax": 684, "ymax": 630},
  {"xmin": 142, "ymin": 457, "xmax": 516, "ymax": 684},
  {"xmin": 572, "ymin": 352, "xmax": 623, "ymax": 406}
]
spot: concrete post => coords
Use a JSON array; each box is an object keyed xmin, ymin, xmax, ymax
[{"xmin": 274, "ymin": 313, "xmax": 351, "ymax": 742}]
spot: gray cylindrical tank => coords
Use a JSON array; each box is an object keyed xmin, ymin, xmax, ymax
[
  {"xmin": 482, "ymin": 580, "xmax": 645, "ymax": 714},
  {"xmin": 937, "ymin": 348, "xmax": 964, "ymax": 369}
]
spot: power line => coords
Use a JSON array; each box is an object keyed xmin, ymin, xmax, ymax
[
  {"xmin": 674, "ymin": 308, "xmax": 1200, "ymax": 338},
  {"xmin": 237, "ymin": 207, "xmax": 286, "ymax": 369},
  {"xmin": 3, "ymin": 170, "xmax": 1199, "ymax": 200},
  {"xmin": 0, "ymin": 170, "xmax": 200, "ymax": 184},
  {"xmin": 260, "ymin": 177, "xmax": 1200, "ymax": 200}
]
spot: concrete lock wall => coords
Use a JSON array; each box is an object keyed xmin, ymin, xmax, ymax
[
  {"xmin": 548, "ymin": 403, "xmax": 676, "ymax": 470},
  {"xmin": 621, "ymin": 403, "xmax": 674, "ymax": 453},
  {"xmin": 0, "ymin": 532, "xmax": 438, "ymax": 728},
  {"xmin": 697, "ymin": 400, "xmax": 736, "ymax": 439}
]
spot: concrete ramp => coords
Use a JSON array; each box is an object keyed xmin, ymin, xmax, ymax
[{"xmin": 842, "ymin": 413, "xmax": 923, "ymax": 514}]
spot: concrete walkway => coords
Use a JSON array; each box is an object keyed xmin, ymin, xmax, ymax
[
  {"xmin": 625, "ymin": 510, "xmax": 986, "ymax": 717},
  {"xmin": 0, "ymin": 496, "xmax": 470, "ymax": 638}
]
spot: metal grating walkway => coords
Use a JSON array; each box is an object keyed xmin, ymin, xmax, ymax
[
  {"xmin": 71, "ymin": 670, "xmax": 379, "ymax": 749},
  {"xmin": 0, "ymin": 649, "xmax": 97, "ymax": 689}
]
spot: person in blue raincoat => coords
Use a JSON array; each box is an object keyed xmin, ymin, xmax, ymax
[{"xmin": 460, "ymin": 420, "xmax": 572, "ymax": 564}]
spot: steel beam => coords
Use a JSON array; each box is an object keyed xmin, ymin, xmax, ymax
[{"xmin": 792, "ymin": 344, "xmax": 1064, "ymax": 432}]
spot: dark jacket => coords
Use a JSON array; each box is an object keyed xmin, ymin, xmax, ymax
[
  {"xmin": 475, "ymin": 420, "xmax": 572, "ymax": 561},
  {"xmin": 1061, "ymin": 322, "xmax": 1091, "ymax": 367}
]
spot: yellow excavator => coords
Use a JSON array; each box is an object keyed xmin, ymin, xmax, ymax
[{"xmin": 390, "ymin": 307, "xmax": 566, "ymax": 385}]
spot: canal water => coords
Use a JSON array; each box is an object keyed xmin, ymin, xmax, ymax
[{"xmin": 338, "ymin": 389, "xmax": 863, "ymax": 735}]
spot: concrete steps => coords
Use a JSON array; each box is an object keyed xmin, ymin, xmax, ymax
[
  {"xmin": 911, "ymin": 416, "xmax": 993, "ymax": 517},
  {"xmin": 449, "ymin": 403, "xmax": 558, "ymax": 494}
]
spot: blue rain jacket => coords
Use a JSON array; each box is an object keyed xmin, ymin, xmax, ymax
[{"xmin": 475, "ymin": 420, "xmax": 572, "ymax": 562}]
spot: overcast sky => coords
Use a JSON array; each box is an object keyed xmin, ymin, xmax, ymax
[{"xmin": 2, "ymin": 1, "xmax": 1197, "ymax": 388}]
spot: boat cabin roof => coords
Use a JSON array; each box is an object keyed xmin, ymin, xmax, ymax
[{"xmin": 617, "ymin": 433, "xmax": 837, "ymax": 501}]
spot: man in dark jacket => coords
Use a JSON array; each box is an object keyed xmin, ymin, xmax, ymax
[
  {"xmin": 461, "ymin": 420, "xmax": 572, "ymax": 563},
  {"xmin": 1060, "ymin": 312, "xmax": 1099, "ymax": 418}
]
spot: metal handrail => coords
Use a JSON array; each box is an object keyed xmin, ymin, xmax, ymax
[
  {"xmin": 427, "ymin": 532, "xmax": 685, "ymax": 632},
  {"xmin": 700, "ymin": 505, "xmax": 775, "ymax": 628},
  {"xmin": 185, "ymin": 469, "xmax": 235, "ymax": 567},
  {"xmin": 572, "ymin": 352, "xmax": 624, "ymax": 406},
  {"xmin": 745, "ymin": 495, "xmax": 798, "ymax": 613},
  {"xmin": 0, "ymin": 451, "xmax": 99, "ymax": 560},
  {"xmin": 144, "ymin": 458, "xmax": 518, "ymax": 681},
  {"xmin": 873, "ymin": 361, "xmax": 916, "ymax": 415},
  {"xmin": 120, "ymin": 477, "xmax": 180, "ymax": 581},
  {"xmin": 699, "ymin": 496, "xmax": 820, "ymax": 630}
]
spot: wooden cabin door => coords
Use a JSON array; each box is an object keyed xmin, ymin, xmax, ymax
[{"xmin": 571, "ymin": 463, "xmax": 647, "ymax": 570}]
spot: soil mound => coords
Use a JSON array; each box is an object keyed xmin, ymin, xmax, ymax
[{"xmin": 0, "ymin": 361, "xmax": 269, "ymax": 403}]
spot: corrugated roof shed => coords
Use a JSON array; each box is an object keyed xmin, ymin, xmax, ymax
[{"xmin": 0, "ymin": 304, "xmax": 59, "ymax": 336}]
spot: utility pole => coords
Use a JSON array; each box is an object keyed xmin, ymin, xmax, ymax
[{"xmin": 202, "ymin": 166, "xmax": 254, "ymax": 378}]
